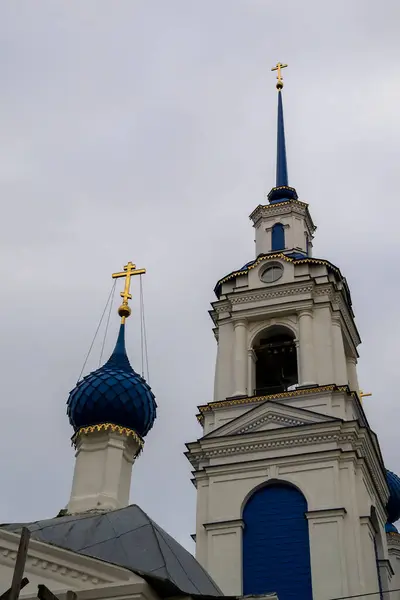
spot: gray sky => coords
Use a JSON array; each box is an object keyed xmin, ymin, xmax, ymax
[{"xmin": 0, "ymin": 0, "xmax": 399, "ymax": 552}]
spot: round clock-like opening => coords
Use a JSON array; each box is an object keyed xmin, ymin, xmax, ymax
[{"xmin": 260, "ymin": 263, "xmax": 284, "ymax": 284}]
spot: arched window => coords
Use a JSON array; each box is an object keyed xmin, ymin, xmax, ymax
[
  {"xmin": 253, "ymin": 326, "xmax": 298, "ymax": 395},
  {"xmin": 243, "ymin": 483, "xmax": 312, "ymax": 600},
  {"xmin": 271, "ymin": 223, "xmax": 285, "ymax": 251}
]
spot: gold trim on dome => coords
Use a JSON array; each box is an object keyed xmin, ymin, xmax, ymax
[
  {"xmin": 216, "ymin": 253, "xmax": 341, "ymax": 291},
  {"xmin": 72, "ymin": 423, "xmax": 144, "ymax": 449},
  {"xmin": 196, "ymin": 385, "xmax": 353, "ymax": 423}
]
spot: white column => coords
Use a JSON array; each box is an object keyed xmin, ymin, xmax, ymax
[
  {"xmin": 332, "ymin": 316, "xmax": 348, "ymax": 385},
  {"xmin": 216, "ymin": 320, "xmax": 234, "ymax": 400},
  {"xmin": 247, "ymin": 349, "xmax": 256, "ymax": 397},
  {"xmin": 213, "ymin": 335, "xmax": 220, "ymax": 401},
  {"xmin": 346, "ymin": 356, "xmax": 359, "ymax": 392},
  {"xmin": 68, "ymin": 430, "xmax": 139, "ymax": 514},
  {"xmin": 298, "ymin": 309, "xmax": 316, "ymax": 386},
  {"xmin": 233, "ymin": 320, "xmax": 247, "ymax": 396}
]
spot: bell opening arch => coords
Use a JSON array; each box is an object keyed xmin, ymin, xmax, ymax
[{"xmin": 251, "ymin": 324, "xmax": 299, "ymax": 396}]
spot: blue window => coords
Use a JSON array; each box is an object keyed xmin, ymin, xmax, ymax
[
  {"xmin": 243, "ymin": 483, "xmax": 313, "ymax": 600},
  {"xmin": 272, "ymin": 223, "xmax": 285, "ymax": 251}
]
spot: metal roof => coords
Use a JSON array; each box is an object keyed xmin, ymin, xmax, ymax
[{"xmin": 1, "ymin": 504, "xmax": 221, "ymax": 597}]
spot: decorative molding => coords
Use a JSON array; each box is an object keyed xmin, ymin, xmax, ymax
[
  {"xmin": 73, "ymin": 423, "xmax": 143, "ymax": 454},
  {"xmin": 230, "ymin": 284, "xmax": 314, "ymax": 306},
  {"xmin": 197, "ymin": 385, "xmax": 350, "ymax": 420},
  {"xmin": 203, "ymin": 519, "xmax": 244, "ymax": 531},
  {"xmin": 0, "ymin": 544, "xmax": 110, "ymax": 586},
  {"xmin": 233, "ymin": 319, "xmax": 247, "ymax": 328},
  {"xmin": 249, "ymin": 201, "xmax": 316, "ymax": 234},
  {"xmin": 387, "ymin": 532, "xmax": 400, "ymax": 549},
  {"xmin": 236, "ymin": 412, "xmax": 308, "ymax": 434},
  {"xmin": 201, "ymin": 432, "xmax": 342, "ymax": 459},
  {"xmin": 306, "ymin": 508, "xmax": 347, "ymax": 520},
  {"xmin": 188, "ymin": 419, "xmax": 389, "ymax": 509},
  {"xmin": 213, "ymin": 301, "xmax": 231, "ymax": 315}
]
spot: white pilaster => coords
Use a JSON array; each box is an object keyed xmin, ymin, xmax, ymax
[
  {"xmin": 247, "ymin": 349, "xmax": 256, "ymax": 397},
  {"xmin": 332, "ymin": 316, "xmax": 348, "ymax": 385},
  {"xmin": 346, "ymin": 356, "xmax": 359, "ymax": 392},
  {"xmin": 233, "ymin": 320, "xmax": 247, "ymax": 396},
  {"xmin": 306, "ymin": 509, "xmax": 349, "ymax": 600},
  {"xmin": 68, "ymin": 430, "xmax": 140, "ymax": 514},
  {"xmin": 213, "ymin": 339, "xmax": 220, "ymax": 401},
  {"xmin": 298, "ymin": 309, "xmax": 316, "ymax": 386},
  {"xmin": 215, "ymin": 320, "xmax": 234, "ymax": 401},
  {"xmin": 204, "ymin": 519, "xmax": 243, "ymax": 596}
]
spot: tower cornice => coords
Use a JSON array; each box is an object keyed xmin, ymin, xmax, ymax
[{"xmin": 250, "ymin": 200, "xmax": 316, "ymax": 233}]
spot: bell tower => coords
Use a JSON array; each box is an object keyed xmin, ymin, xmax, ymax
[{"xmin": 186, "ymin": 65, "xmax": 393, "ymax": 600}]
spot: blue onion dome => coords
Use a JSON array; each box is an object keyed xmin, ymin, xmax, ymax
[
  {"xmin": 385, "ymin": 522, "xmax": 399, "ymax": 534},
  {"xmin": 386, "ymin": 470, "xmax": 400, "ymax": 524},
  {"xmin": 67, "ymin": 324, "xmax": 156, "ymax": 440}
]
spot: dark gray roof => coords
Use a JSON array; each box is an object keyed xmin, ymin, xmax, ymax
[{"xmin": 1, "ymin": 504, "xmax": 221, "ymax": 597}]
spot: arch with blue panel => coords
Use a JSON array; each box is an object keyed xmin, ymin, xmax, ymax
[
  {"xmin": 242, "ymin": 481, "xmax": 313, "ymax": 600},
  {"xmin": 271, "ymin": 222, "xmax": 285, "ymax": 251}
]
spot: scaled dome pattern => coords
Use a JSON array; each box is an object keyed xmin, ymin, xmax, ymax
[
  {"xmin": 386, "ymin": 470, "xmax": 400, "ymax": 525},
  {"xmin": 67, "ymin": 324, "xmax": 156, "ymax": 438}
]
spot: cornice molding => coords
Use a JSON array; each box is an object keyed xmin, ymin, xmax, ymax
[
  {"xmin": 249, "ymin": 201, "xmax": 316, "ymax": 234},
  {"xmin": 230, "ymin": 284, "xmax": 314, "ymax": 306},
  {"xmin": 197, "ymin": 385, "xmax": 350, "ymax": 418},
  {"xmin": 0, "ymin": 529, "xmax": 132, "ymax": 587},
  {"xmin": 387, "ymin": 533, "xmax": 400, "ymax": 551},
  {"xmin": 187, "ymin": 420, "xmax": 389, "ymax": 507},
  {"xmin": 203, "ymin": 518, "xmax": 244, "ymax": 531},
  {"xmin": 306, "ymin": 508, "xmax": 347, "ymax": 520}
]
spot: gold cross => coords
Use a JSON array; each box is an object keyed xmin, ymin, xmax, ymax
[
  {"xmin": 112, "ymin": 261, "xmax": 146, "ymax": 323},
  {"xmin": 271, "ymin": 62, "xmax": 288, "ymax": 89},
  {"xmin": 359, "ymin": 389, "xmax": 372, "ymax": 403}
]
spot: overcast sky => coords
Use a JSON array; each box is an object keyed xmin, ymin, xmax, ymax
[{"xmin": 0, "ymin": 0, "xmax": 399, "ymax": 552}]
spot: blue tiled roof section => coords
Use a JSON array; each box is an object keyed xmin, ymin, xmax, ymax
[
  {"xmin": 386, "ymin": 470, "xmax": 400, "ymax": 524},
  {"xmin": 67, "ymin": 324, "xmax": 156, "ymax": 437}
]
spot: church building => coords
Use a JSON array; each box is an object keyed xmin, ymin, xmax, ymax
[{"xmin": 0, "ymin": 64, "xmax": 399, "ymax": 600}]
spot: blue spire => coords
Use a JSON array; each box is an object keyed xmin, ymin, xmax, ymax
[
  {"xmin": 268, "ymin": 87, "xmax": 298, "ymax": 204},
  {"xmin": 105, "ymin": 323, "xmax": 131, "ymax": 371},
  {"xmin": 276, "ymin": 90, "xmax": 289, "ymax": 187}
]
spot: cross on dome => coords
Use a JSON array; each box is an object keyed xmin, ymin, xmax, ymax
[{"xmin": 112, "ymin": 261, "xmax": 146, "ymax": 323}]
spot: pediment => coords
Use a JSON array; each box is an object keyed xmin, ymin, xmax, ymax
[{"xmin": 203, "ymin": 400, "xmax": 339, "ymax": 439}]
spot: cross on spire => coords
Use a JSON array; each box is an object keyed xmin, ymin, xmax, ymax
[
  {"xmin": 112, "ymin": 261, "xmax": 146, "ymax": 323},
  {"xmin": 271, "ymin": 62, "xmax": 288, "ymax": 90}
]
